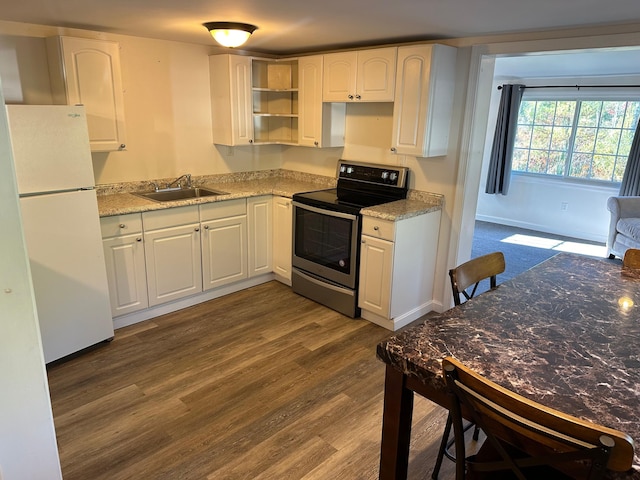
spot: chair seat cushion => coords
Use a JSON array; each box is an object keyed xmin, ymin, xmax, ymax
[{"xmin": 617, "ymin": 218, "xmax": 640, "ymax": 241}]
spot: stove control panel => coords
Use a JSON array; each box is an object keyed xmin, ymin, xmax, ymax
[{"xmin": 337, "ymin": 160, "xmax": 408, "ymax": 188}]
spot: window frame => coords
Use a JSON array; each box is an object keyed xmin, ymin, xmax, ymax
[{"xmin": 512, "ymin": 86, "xmax": 640, "ymax": 186}]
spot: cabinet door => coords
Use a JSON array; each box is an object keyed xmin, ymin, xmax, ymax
[
  {"xmin": 272, "ymin": 196, "xmax": 292, "ymax": 284},
  {"xmin": 299, "ymin": 55, "xmax": 324, "ymax": 147},
  {"xmin": 201, "ymin": 215, "xmax": 248, "ymax": 290},
  {"xmin": 356, "ymin": 47, "xmax": 397, "ymax": 102},
  {"xmin": 299, "ymin": 55, "xmax": 346, "ymax": 148},
  {"xmin": 391, "ymin": 44, "xmax": 457, "ymax": 157},
  {"xmin": 144, "ymin": 224, "xmax": 202, "ymax": 306},
  {"xmin": 247, "ymin": 196, "xmax": 272, "ymax": 278},
  {"xmin": 47, "ymin": 36, "xmax": 126, "ymax": 152},
  {"xmin": 209, "ymin": 54, "xmax": 253, "ymax": 146},
  {"xmin": 102, "ymin": 233, "xmax": 148, "ymax": 317},
  {"xmin": 322, "ymin": 51, "xmax": 357, "ymax": 102},
  {"xmin": 358, "ymin": 235, "xmax": 394, "ymax": 317}
]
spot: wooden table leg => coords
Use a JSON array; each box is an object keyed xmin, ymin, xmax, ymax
[{"xmin": 379, "ymin": 364, "xmax": 414, "ymax": 480}]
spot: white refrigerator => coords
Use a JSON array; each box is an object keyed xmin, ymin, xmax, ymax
[{"xmin": 7, "ymin": 104, "xmax": 114, "ymax": 363}]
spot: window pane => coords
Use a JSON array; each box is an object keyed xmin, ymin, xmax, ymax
[
  {"xmin": 595, "ymin": 128, "xmax": 621, "ymax": 155},
  {"xmin": 515, "ymin": 125, "xmax": 532, "ymax": 148},
  {"xmin": 614, "ymin": 156, "xmax": 628, "ymax": 182},
  {"xmin": 600, "ymin": 101, "xmax": 626, "ymax": 128},
  {"xmin": 623, "ymin": 102, "xmax": 640, "ymax": 129},
  {"xmin": 531, "ymin": 126, "xmax": 552, "ymax": 150},
  {"xmin": 528, "ymin": 150, "xmax": 549, "ymax": 174},
  {"xmin": 569, "ymin": 152, "xmax": 592, "ymax": 178},
  {"xmin": 555, "ymin": 101, "xmax": 576, "ymax": 126},
  {"xmin": 547, "ymin": 151, "xmax": 565, "ymax": 176},
  {"xmin": 591, "ymin": 154, "xmax": 617, "ymax": 181},
  {"xmin": 519, "ymin": 101, "xmax": 536, "ymax": 125},
  {"xmin": 512, "ymin": 149, "xmax": 529, "ymax": 171},
  {"xmin": 573, "ymin": 127, "xmax": 596, "ymax": 153},
  {"xmin": 550, "ymin": 126, "xmax": 571, "ymax": 151},
  {"xmin": 578, "ymin": 102, "xmax": 601, "ymax": 127},
  {"xmin": 534, "ymin": 102, "xmax": 557, "ymax": 125}
]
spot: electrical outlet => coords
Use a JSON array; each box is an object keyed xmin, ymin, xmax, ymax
[{"xmin": 561, "ymin": 202, "xmax": 569, "ymax": 211}]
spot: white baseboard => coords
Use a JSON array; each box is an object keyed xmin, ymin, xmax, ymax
[{"xmin": 361, "ymin": 301, "xmax": 436, "ymax": 331}]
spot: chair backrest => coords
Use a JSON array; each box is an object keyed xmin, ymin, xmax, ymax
[
  {"xmin": 442, "ymin": 357, "xmax": 635, "ymax": 480},
  {"xmin": 449, "ymin": 252, "xmax": 505, "ymax": 305},
  {"xmin": 623, "ymin": 248, "xmax": 640, "ymax": 269}
]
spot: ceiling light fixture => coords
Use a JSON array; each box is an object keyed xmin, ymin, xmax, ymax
[{"xmin": 203, "ymin": 22, "xmax": 257, "ymax": 48}]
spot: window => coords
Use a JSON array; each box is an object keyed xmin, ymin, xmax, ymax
[{"xmin": 513, "ymin": 98, "xmax": 640, "ymax": 183}]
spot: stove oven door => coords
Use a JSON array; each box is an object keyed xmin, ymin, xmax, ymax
[{"xmin": 292, "ymin": 202, "xmax": 359, "ymax": 289}]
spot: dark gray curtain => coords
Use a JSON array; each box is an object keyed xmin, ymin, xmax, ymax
[
  {"xmin": 619, "ymin": 117, "xmax": 640, "ymax": 196},
  {"xmin": 485, "ymin": 84, "xmax": 525, "ymax": 195}
]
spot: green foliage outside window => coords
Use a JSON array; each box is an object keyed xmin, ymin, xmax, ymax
[{"xmin": 513, "ymin": 99, "xmax": 640, "ymax": 182}]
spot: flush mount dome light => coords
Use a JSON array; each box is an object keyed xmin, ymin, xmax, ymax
[{"xmin": 203, "ymin": 22, "xmax": 257, "ymax": 48}]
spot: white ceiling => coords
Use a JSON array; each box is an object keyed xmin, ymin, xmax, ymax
[{"xmin": 1, "ymin": 0, "xmax": 640, "ymax": 54}]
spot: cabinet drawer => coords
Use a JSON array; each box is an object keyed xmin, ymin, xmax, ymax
[
  {"xmin": 142, "ymin": 205, "xmax": 199, "ymax": 230},
  {"xmin": 362, "ymin": 217, "xmax": 395, "ymax": 241},
  {"xmin": 200, "ymin": 198, "xmax": 246, "ymax": 221},
  {"xmin": 100, "ymin": 213, "xmax": 142, "ymax": 237}
]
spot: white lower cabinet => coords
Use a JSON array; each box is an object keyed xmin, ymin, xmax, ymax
[
  {"xmin": 272, "ymin": 196, "xmax": 292, "ymax": 284},
  {"xmin": 100, "ymin": 195, "xmax": 297, "ymax": 325},
  {"xmin": 200, "ymin": 199, "xmax": 248, "ymax": 290},
  {"xmin": 100, "ymin": 213, "xmax": 148, "ymax": 317},
  {"xmin": 143, "ymin": 206, "xmax": 202, "ymax": 307},
  {"xmin": 358, "ymin": 211, "xmax": 441, "ymax": 331},
  {"xmin": 247, "ymin": 196, "xmax": 273, "ymax": 278}
]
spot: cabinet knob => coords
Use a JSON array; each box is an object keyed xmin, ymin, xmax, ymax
[
  {"xmin": 119, "ymin": 144, "xmax": 126, "ymax": 150},
  {"xmin": 314, "ymin": 141, "xmax": 319, "ymax": 146},
  {"xmin": 194, "ymin": 227, "xmax": 200, "ymax": 232},
  {"xmin": 204, "ymin": 225, "xmax": 209, "ymax": 229},
  {"xmin": 390, "ymin": 147, "xmax": 397, "ymax": 153},
  {"xmin": 136, "ymin": 237, "xmax": 142, "ymax": 242},
  {"xmin": 249, "ymin": 139, "xmax": 253, "ymax": 144},
  {"xmin": 119, "ymin": 223, "xmax": 126, "ymax": 228},
  {"xmin": 355, "ymin": 94, "xmax": 361, "ymax": 100},
  {"xmin": 348, "ymin": 94, "xmax": 354, "ymax": 100},
  {"xmin": 374, "ymin": 226, "xmax": 379, "ymax": 231},
  {"xmin": 362, "ymin": 239, "xmax": 366, "ymax": 244}
]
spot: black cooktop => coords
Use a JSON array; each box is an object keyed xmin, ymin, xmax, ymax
[{"xmin": 293, "ymin": 160, "xmax": 410, "ymax": 215}]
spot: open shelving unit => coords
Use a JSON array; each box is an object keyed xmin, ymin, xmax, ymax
[{"xmin": 252, "ymin": 59, "xmax": 299, "ymax": 145}]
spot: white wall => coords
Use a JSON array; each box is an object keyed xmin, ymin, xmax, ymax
[{"xmin": 0, "ymin": 79, "xmax": 62, "ymax": 479}]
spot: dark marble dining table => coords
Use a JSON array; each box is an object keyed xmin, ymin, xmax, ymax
[{"xmin": 377, "ymin": 252, "xmax": 640, "ymax": 479}]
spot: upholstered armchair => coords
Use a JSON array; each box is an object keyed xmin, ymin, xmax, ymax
[{"xmin": 607, "ymin": 196, "xmax": 640, "ymax": 259}]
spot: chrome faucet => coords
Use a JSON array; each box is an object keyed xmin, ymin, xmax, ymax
[{"xmin": 166, "ymin": 173, "xmax": 192, "ymax": 190}]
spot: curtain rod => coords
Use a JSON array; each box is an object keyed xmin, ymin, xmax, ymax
[{"xmin": 498, "ymin": 84, "xmax": 640, "ymax": 90}]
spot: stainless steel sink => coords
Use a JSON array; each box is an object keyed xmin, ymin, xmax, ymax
[{"xmin": 135, "ymin": 187, "xmax": 227, "ymax": 202}]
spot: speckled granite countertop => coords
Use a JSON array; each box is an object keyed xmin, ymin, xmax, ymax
[
  {"xmin": 96, "ymin": 170, "xmax": 444, "ymax": 219},
  {"xmin": 377, "ymin": 252, "xmax": 640, "ymax": 476}
]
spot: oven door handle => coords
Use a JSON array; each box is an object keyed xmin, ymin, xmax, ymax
[
  {"xmin": 292, "ymin": 201, "xmax": 358, "ymax": 221},
  {"xmin": 293, "ymin": 268, "xmax": 356, "ymax": 296}
]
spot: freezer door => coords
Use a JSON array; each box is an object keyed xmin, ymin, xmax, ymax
[
  {"xmin": 6, "ymin": 105, "xmax": 95, "ymax": 194},
  {"xmin": 19, "ymin": 189, "xmax": 114, "ymax": 363}
]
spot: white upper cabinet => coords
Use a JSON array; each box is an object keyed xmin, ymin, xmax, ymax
[
  {"xmin": 209, "ymin": 54, "xmax": 254, "ymax": 146},
  {"xmin": 298, "ymin": 55, "xmax": 346, "ymax": 148},
  {"xmin": 391, "ymin": 44, "xmax": 457, "ymax": 157},
  {"xmin": 323, "ymin": 47, "xmax": 397, "ymax": 102},
  {"xmin": 47, "ymin": 36, "xmax": 127, "ymax": 152}
]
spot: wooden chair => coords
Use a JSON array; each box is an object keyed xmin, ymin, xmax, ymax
[
  {"xmin": 432, "ymin": 252, "xmax": 507, "ymax": 478},
  {"xmin": 449, "ymin": 252, "xmax": 506, "ymax": 306},
  {"xmin": 623, "ymin": 248, "xmax": 640, "ymax": 269},
  {"xmin": 441, "ymin": 356, "xmax": 634, "ymax": 480}
]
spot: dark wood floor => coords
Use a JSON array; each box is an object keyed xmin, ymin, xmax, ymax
[{"xmin": 47, "ymin": 281, "xmax": 457, "ymax": 479}]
